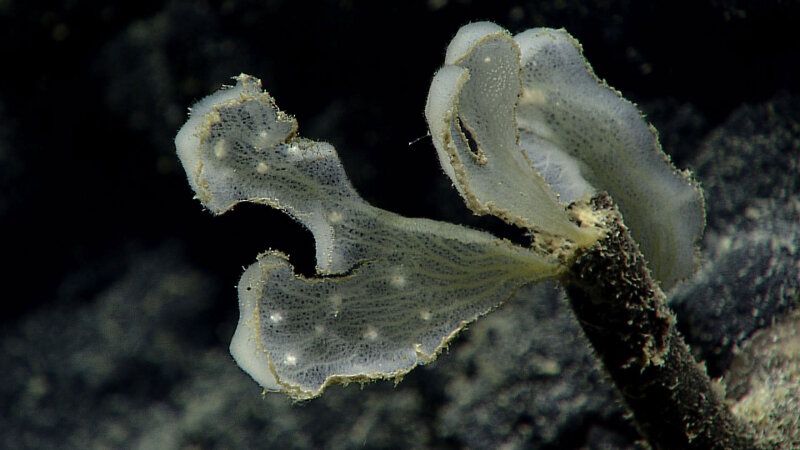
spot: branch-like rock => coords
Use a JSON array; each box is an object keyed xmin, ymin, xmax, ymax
[{"xmin": 564, "ymin": 193, "xmax": 763, "ymax": 450}]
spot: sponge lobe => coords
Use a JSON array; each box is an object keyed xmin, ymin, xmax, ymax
[
  {"xmin": 426, "ymin": 23, "xmax": 594, "ymax": 246},
  {"xmin": 514, "ymin": 28, "xmax": 705, "ymax": 289},
  {"xmin": 177, "ymin": 74, "xmax": 563, "ymax": 400}
]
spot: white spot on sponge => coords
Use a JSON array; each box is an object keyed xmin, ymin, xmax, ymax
[
  {"xmin": 328, "ymin": 210, "xmax": 343, "ymax": 224},
  {"xmin": 363, "ymin": 325, "xmax": 379, "ymax": 341},
  {"xmin": 390, "ymin": 267, "xmax": 407, "ymax": 288},
  {"xmin": 214, "ymin": 139, "xmax": 227, "ymax": 159}
]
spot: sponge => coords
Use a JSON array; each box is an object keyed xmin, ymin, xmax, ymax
[
  {"xmin": 426, "ymin": 23, "xmax": 705, "ymax": 289},
  {"xmin": 176, "ymin": 21, "xmax": 706, "ymax": 400},
  {"xmin": 176, "ymin": 75, "xmax": 561, "ymax": 400}
]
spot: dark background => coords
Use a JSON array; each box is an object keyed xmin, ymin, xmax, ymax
[{"xmin": 1, "ymin": 1, "xmax": 798, "ymax": 448}]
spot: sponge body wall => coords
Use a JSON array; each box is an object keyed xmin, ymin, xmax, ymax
[
  {"xmin": 426, "ymin": 26, "xmax": 594, "ymax": 245},
  {"xmin": 176, "ymin": 75, "xmax": 561, "ymax": 400},
  {"xmin": 426, "ymin": 23, "xmax": 705, "ymax": 289},
  {"xmin": 513, "ymin": 28, "xmax": 705, "ymax": 289}
]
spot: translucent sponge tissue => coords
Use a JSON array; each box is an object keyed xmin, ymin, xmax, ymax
[
  {"xmin": 175, "ymin": 22, "xmax": 704, "ymax": 400},
  {"xmin": 426, "ymin": 22, "xmax": 704, "ymax": 289},
  {"xmin": 175, "ymin": 73, "xmax": 560, "ymax": 399}
]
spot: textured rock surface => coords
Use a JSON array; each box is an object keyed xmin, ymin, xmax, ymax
[
  {"xmin": 436, "ymin": 283, "xmax": 631, "ymax": 449},
  {"xmin": 671, "ymin": 95, "xmax": 800, "ymax": 377},
  {"xmin": 728, "ymin": 315, "xmax": 800, "ymax": 447}
]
